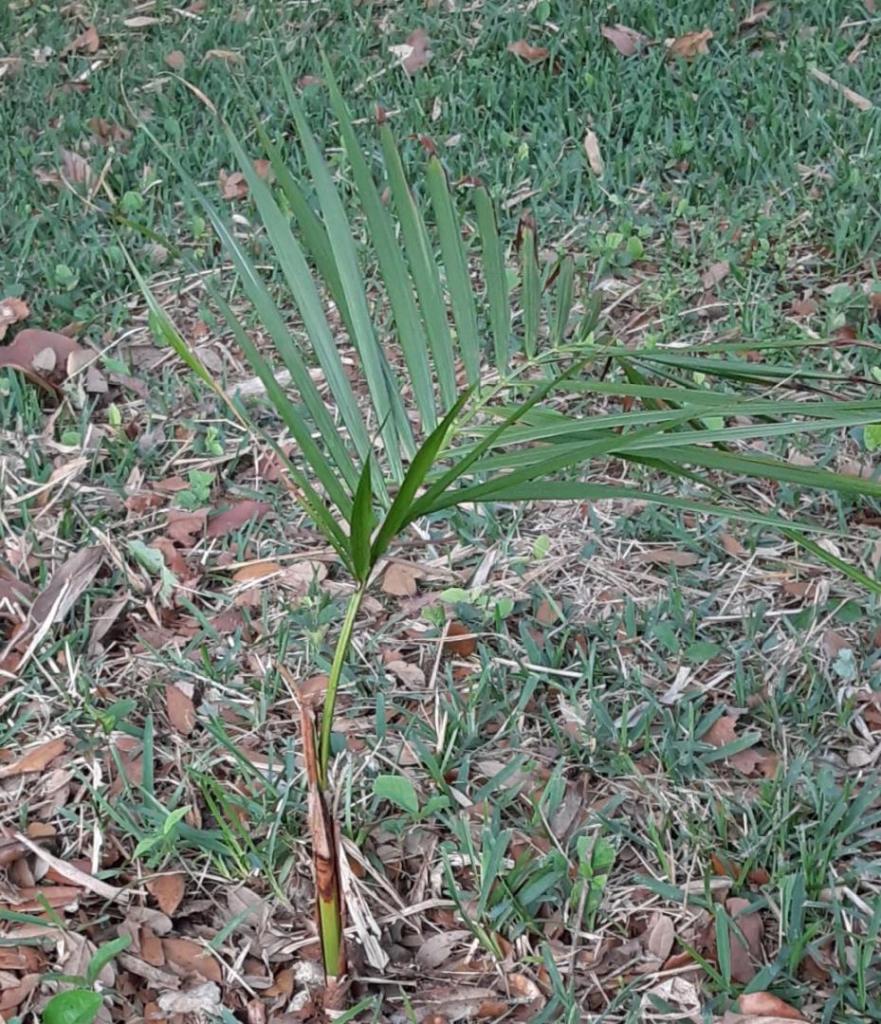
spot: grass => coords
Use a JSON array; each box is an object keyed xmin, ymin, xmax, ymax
[{"xmin": 2, "ymin": 1, "xmax": 881, "ymax": 1022}]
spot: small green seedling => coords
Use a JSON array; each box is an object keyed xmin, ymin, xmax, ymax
[{"xmin": 41, "ymin": 934, "xmax": 131, "ymax": 1024}]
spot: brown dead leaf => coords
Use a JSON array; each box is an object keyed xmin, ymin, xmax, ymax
[
  {"xmin": 60, "ymin": 148, "xmax": 93, "ymax": 187},
  {"xmin": 0, "ymin": 297, "xmax": 29, "ymax": 341},
  {"xmin": 253, "ymin": 158, "xmax": 274, "ymax": 181},
  {"xmin": 720, "ymin": 533, "xmax": 747, "ymax": 557},
  {"xmin": 0, "ymin": 737, "xmax": 66, "ymax": 779},
  {"xmin": 124, "ymin": 16, "xmax": 161, "ymax": 27},
  {"xmin": 583, "ymin": 130, "xmax": 604, "ymax": 175},
  {"xmin": 166, "ymin": 684, "xmax": 196, "ymax": 735},
  {"xmin": 737, "ymin": 992, "xmax": 805, "ymax": 1020},
  {"xmin": 0, "ymin": 328, "xmax": 84, "ymax": 389},
  {"xmin": 507, "ymin": 40, "xmax": 550, "ymax": 62},
  {"xmin": 165, "ymin": 50, "xmax": 186, "ymax": 71},
  {"xmin": 847, "ymin": 33, "xmax": 870, "ymax": 64},
  {"xmin": 166, "ymin": 510, "xmax": 207, "ymax": 546},
  {"xmin": 203, "ymin": 48, "xmax": 243, "ymax": 65},
  {"xmin": 0, "ymin": 973, "xmax": 40, "ymax": 1013},
  {"xmin": 163, "ymin": 937, "xmax": 222, "ymax": 982},
  {"xmin": 390, "ymin": 28, "xmax": 432, "ymax": 75},
  {"xmin": 790, "ymin": 296, "xmax": 818, "ymax": 317},
  {"xmin": 646, "ymin": 913, "xmax": 676, "ymax": 960},
  {"xmin": 739, "ymin": 3, "xmax": 774, "ymax": 31},
  {"xmin": 636, "ymin": 548, "xmax": 700, "ymax": 567},
  {"xmin": 382, "ymin": 562, "xmax": 422, "ymax": 597},
  {"xmin": 822, "ymin": 628, "xmax": 850, "ymax": 657},
  {"xmin": 703, "ymin": 713, "xmax": 739, "ymax": 748},
  {"xmin": 232, "ymin": 561, "xmax": 281, "ymax": 582},
  {"xmin": 387, "ymin": 659, "xmax": 426, "ymax": 687},
  {"xmin": 88, "ymin": 117, "xmax": 131, "ymax": 145},
  {"xmin": 218, "ymin": 169, "xmax": 248, "ymax": 200},
  {"xmin": 206, "ymin": 499, "xmax": 270, "ymax": 538},
  {"xmin": 601, "ymin": 24, "xmax": 650, "ymax": 56},
  {"xmin": 702, "ymin": 260, "xmax": 731, "ymax": 289},
  {"xmin": 725, "ymin": 897, "xmax": 763, "ymax": 983},
  {"xmin": 443, "ymin": 620, "xmax": 477, "ymax": 658},
  {"xmin": 147, "ymin": 873, "xmax": 186, "ymax": 916},
  {"xmin": 64, "ymin": 25, "xmax": 100, "ymax": 55},
  {"xmin": 667, "ymin": 30, "xmax": 714, "ymax": 60}
]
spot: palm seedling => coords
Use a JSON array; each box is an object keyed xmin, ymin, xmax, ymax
[{"xmin": 136, "ymin": 61, "xmax": 881, "ymax": 1013}]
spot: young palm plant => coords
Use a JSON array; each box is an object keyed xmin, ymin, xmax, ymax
[{"xmin": 137, "ymin": 63, "xmax": 881, "ymax": 1011}]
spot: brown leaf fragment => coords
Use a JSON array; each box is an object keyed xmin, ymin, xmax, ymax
[
  {"xmin": 507, "ymin": 40, "xmax": 550, "ymax": 62},
  {"xmin": 147, "ymin": 872, "xmax": 186, "ymax": 915},
  {"xmin": 218, "ymin": 168, "xmax": 248, "ymax": 200},
  {"xmin": 601, "ymin": 24, "xmax": 649, "ymax": 56},
  {"xmin": 206, "ymin": 499, "xmax": 270, "ymax": 538},
  {"xmin": 165, "ymin": 684, "xmax": 196, "ymax": 735},
  {"xmin": 157, "ymin": 982, "xmax": 222, "ymax": 1016},
  {"xmin": 382, "ymin": 562, "xmax": 422, "ymax": 597},
  {"xmin": 203, "ymin": 48, "xmax": 243, "ymax": 64},
  {"xmin": 88, "ymin": 117, "xmax": 131, "ymax": 144},
  {"xmin": 703, "ymin": 713, "xmax": 738, "ymax": 748},
  {"xmin": 165, "ymin": 50, "xmax": 186, "ymax": 70},
  {"xmin": 720, "ymin": 533, "xmax": 747, "ymax": 557},
  {"xmin": 739, "ymin": 3, "xmax": 774, "ymax": 32},
  {"xmin": 725, "ymin": 897, "xmax": 763, "ymax": 983},
  {"xmin": 646, "ymin": 913, "xmax": 676, "ymax": 960},
  {"xmin": 0, "ymin": 328, "xmax": 84, "ymax": 388},
  {"xmin": 232, "ymin": 560, "xmax": 281, "ymax": 582},
  {"xmin": 737, "ymin": 992, "xmax": 805, "ymax": 1019},
  {"xmin": 26, "ymin": 546, "xmax": 103, "ymax": 639},
  {"xmin": 583, "ymin": 130, "xmax": 604, "ymax": 175},
  {"xmin": 60, "ymin": 148, "xmax": 93, "ymax": 187},
  {"xmin": 0, "ymin": 737, "xmax": 67, "ymax": 779},
  {"xmin": 442, "ymin": 620, "xmax": 477, "ymax": 658},
  {"xmin": 790, "ymin": 296, "xmax": 818, "ymax": 316},
  {"xmin": 0, "ymin": 973, "xmax": 40, "ymax": 1013},
  {"xmin": 163, "ymin": 937, "xmax": 222, "ymax": 982},
  {"xmin": 702, "ymin": 260, "xmax": 731, "ymax": 289},
  {"xmin": 64, "ymin": 25, "xmax": 100, "ymax": 55},
  {"xmin": 165, "ymin": 509, "xmax": 207, "ymax": 546},
  {"xmin": 667, "ymin": 30, "xmax": 714, "ymax": 60},
  {"xmin": 0, "ymin": 297, "xmax": 29, "ymax": 341},
  {"xmin": 390, "ymin": 28, "xmax": 432, "ymax": 75},
  {"xmin": 847, "ymin": 33, "xmax": 870, "ymax": 64}
]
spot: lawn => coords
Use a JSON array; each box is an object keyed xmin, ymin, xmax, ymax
[{"xmin": 1, "ymin": 2, "xmax": 881, "ymax": 1023}]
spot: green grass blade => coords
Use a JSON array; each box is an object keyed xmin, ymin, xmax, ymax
[
  {"xmin": 372, "ymin": 389, "xmax": 473, "ymax": 563},
  {"xmin": 474, "ymin": 186, "xmax": 511, "ymax": 371},
  {"xmin": 224, "ymin": 123, "xmax": 371, "ymax": 465},
  {"xmin": 323, "ymin": 68, "xmax": 438, "ymax": 432},
  {"xmin": 425, "ymin": 157, "xmax": 481, "ymax": 386},
  {"xmin": 520, "ymin": 220, "xmax": 540, "ymax": 359},
  {"xmin": 552, "ymin": 255, "xmax": 574, "ymax": 346},
  {"xmin": 350, "ymin": 460, "xmax": 375, "ymax": 583},
  {"xmin": 287, "ymin": 88, "xmax": 412, "ymax": 479},
  {"xmin": 379, "ymin": 123, "xmax": 458, "ymax": 412}
]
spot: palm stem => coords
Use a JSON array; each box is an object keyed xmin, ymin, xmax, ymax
[{"xmin": 318, "ymin": 584, "xmax": 366, "ymax": 789}]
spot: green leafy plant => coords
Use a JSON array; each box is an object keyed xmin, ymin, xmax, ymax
[
  {"xmin": 133, "ymin": 57, "xmax": 881, "ymax": 1010},
  {"xmin": 41, "ymin": 935, "xmax": 131, "ymax": 1024}
]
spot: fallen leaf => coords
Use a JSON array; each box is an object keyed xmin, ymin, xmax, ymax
[
  {"xmin": 124, "ymin": 16, "xmax": 161, "ymax": 27},
  {"xmin": 790, "ymin": 296, "xmax": 818, "ymax": 316},
  {"xmin": 158, "ymin": 982, "xmax": 222, "ymax": 1016},
  {"xmin": 720, "ymin": 533, "xmax": 747, "ymax": 557},
  {"xmin": 166, "ymin": 510, "xmax": 207, "ymax": 546},
  {"xmin": 702, "ymin": 260, "xmax": 731, "ymax": 289},
  {"xmin": 667, "ymin": 30, "xmax": 714, "ymax": 60},
  {"xmin": 703, "ymin": 713, "xmax": 739, "ymax": 747},
  {"xmin": 809, "ymin": 66, "xmax": 873, "ymax": 111},
  {"xmin": 442, "ymin": 620, "xmax": 476, "ymax": 658},
  {"xmin": 386, "ymin": 660, "xmax": 426, "ymax": 687},
  {"xmin": 736, "ymin": 993, "xmax": 804, "ymax": 1020},
  {"xmin": 0, "ymin": 973, "xmax": 40, "ymax": 1013},
  {"xmin": 725, "ymin": 897, "xmax": 763, "ymax": 983},
  {"xmin": 148, "ymin": 873, "xmax": 186, "ymax": 916},
  {"xmin": 88, "ymin": 117, "xmax": 132, "ymax": 145},
  {"xmin": 0, "ymin": 328, "xmax": 84, "ymax": 388},
  {"xmin": 847, "ymin": 33, "xmax": 870, "ymax": 64},
  {"xmin": 416, "ymin": 930, "xmax": 472, "ymax": 970},
  {"xmin": 232, "ymin": 560, "xmax": 281, "ymax": 582},
  {"xmin": 507, "ymin": 40, "xmax": 550, "ymax": 62},
  {"xmin": 601, "ymin": 24, "xmax": 650, "ymax": 56},
  {"xmin": 253, "ymin": 158, "xmax": 274, "ymax": 180},
  {"xmin": 636, "ymin": 548, "xmax": 700, "ymax": 566},
  {"xmin": 218, "ymin": 169, "xmax": 248, "ymax": 200},
  {"xmin": 646, "ymin": 913, "xmax": 676, "ymax": 960},
  {"xmin": 206, "ymin": 499, "xmax": 270, "ymax": 538},
  {"xmin": 0, "ymin": 297, "xmax": 29, "ymax": 341},
  {"xmin": 739, "ymin": 3, "xmax": 774, "ymax": 31},
  {"xmin": 382, "ymin": 562, "xmax": 422, "ymax": 597},
  {"xmin": 64, "ymin": 25, "xmax": 100, "ymax": 55},
  {"xmin": 583, "ymin": 130, "xmax": 604, "ymax": 175},
  {"xmin": 139, "ymin": 926, "xmax": 165, "ymax": 967},
  {"xmin": 27, "ymin": 547, "xmax": 103, "ymax": 637},
  {"xmin": 203, "ymin": 48, "xmax": 243, "ymax": 64},
  {"xmin": 821, "ymin": 628, "xmax": 850, "ymax": 657},
  {"xmin": 0, "ymin": 737, "xmax": 67, "ymax": 779},
  {"xmin": 165, "ymin": 50, "xmax": 186, "ymax": 70},
  {"xmin": 60, "ymin": 148, "xmax": 93, "ymax": 187},
  {"xmin": 389, "ymin": 28, "xmax": 432, "ymax": 75},
  {"xmin": 166, "ymin": 684, "xmax": 196, "ymax": 735}
]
